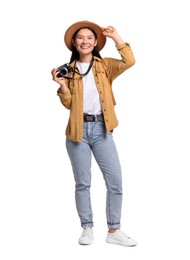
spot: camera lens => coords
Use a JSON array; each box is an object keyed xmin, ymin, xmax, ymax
[{"xmin": 57, "ymin": 63, "xmax": 73, "ymax": 78}]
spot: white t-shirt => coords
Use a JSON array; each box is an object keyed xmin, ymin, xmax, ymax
[{"xmin": 77, "ymin": 61, "xmax": 102, "ymax": 115}]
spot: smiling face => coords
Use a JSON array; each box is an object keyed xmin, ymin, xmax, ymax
[{"xmin": 72, "ymin": 28, "xmax": 97, "ymax": 60}]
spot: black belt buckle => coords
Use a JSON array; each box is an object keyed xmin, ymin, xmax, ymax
[
  {"xmin": 84, "ymin": 114, "xmax": 95, "ymax": 122},
  {"xmin": 84, "ymin": 114, "xmax": 104, "ymax": 122}
]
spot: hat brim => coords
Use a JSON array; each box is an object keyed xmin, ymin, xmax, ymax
[{"xmin": 64, "ymin": 20, "xmax": 106, "ymax": 51}]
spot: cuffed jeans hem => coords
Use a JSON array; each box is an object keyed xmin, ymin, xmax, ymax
[
  {"xmin": 107, "ymin": 222, "xmax": 120, "ymax": 229},
  {"xmin": 81, "ymin": 222, "xmax": 94, "ymax": 228}
]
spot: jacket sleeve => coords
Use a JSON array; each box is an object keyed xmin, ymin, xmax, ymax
[
  {"xmin": 104, "ymin": 42, "xmax": 135, "ymax": 82},
  {"xmin": 57, "ymin": 86, "xmax": 72, "ymax": 110}
]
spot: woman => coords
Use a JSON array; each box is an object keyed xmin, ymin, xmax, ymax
[{"xmin": 51, "ymin": 20, "xmax": 137, "ymax": 247}]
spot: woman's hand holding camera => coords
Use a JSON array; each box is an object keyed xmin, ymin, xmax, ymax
[{"xmin": 51, "ymin": 68, "xmax": 68, "ymax": 93}]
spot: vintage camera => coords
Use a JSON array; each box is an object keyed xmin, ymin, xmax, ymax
[{"xmin": 57, "ymin": 63, "xmax": 74, "ymax": 78}]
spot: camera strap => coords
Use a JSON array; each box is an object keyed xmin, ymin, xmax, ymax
[
  {"xmin": 63, "ymin": 57, "xmax": 94, "ymax": 79},
  {"xmin": 74, "ymin": 56, "xmax": 94, "ymax": 77}
]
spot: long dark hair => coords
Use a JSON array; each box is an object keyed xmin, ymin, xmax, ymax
[{"xmin": 69, "ymin": 27, "xmax": 102, "ymax": 63}]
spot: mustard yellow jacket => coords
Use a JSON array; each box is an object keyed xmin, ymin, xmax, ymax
[{"xmin": 57, "ymin": 42, "xmax": 135, "ymax": 142}]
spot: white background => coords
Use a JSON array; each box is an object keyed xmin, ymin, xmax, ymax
[{"xmin": 0, "ymin": 0, "xmax": 190, "ymax": 259}]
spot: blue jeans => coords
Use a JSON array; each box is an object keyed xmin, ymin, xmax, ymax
[{"xmin": 66, "ymin": 121, "xmax": 123, "ymax": 229}]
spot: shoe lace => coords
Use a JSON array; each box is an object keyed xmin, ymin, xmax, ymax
[
  {"xmin": 81, "ymin": 227, "xmax": 91, "ymax": 237},
  {"xmin": 118, "ymin": 229, "xmax": 130, "ymax": 239}
]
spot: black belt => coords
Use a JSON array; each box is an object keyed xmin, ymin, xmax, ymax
[{"xmin": 84, "ymin": 114, "xmax": 104, "ymax": 122}]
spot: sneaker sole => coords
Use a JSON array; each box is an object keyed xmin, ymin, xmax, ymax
[
  {"xmin": 78, "ymin": 239, "xmax": 93, "ymax": 245},
  {"xmin": 79, "ymin": 242, "xmax": 93, "ymax": 245},
  {"xmin": 106, "ymin": 238, "xmax": 137, "ymax": 247}
]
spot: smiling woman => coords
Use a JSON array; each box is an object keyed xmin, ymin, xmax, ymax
[
  {"xmin": 72, "ymin": 28, "xmax": 97, "ymax": 60},
  {"xmin": 51, "ymin": 20, "xmax": 136, "ymax": 247}
]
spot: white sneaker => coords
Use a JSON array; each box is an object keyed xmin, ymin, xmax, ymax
[
  {"xmin": 78, "ymin": 227, "xmax": 93, "ymax": 245},
  {"xmin": 106, "ymin": 229, "xmax": 137, "ymax": 247}
]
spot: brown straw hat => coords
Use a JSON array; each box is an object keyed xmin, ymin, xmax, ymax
[{"xmin": 64, "ymin": 20, "xmax": 106, "ymax": 51}]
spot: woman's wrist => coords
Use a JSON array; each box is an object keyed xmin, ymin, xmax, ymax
[{"xmin": 59, "ymin": 84, "xmax": 67, "ymax": 94}]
